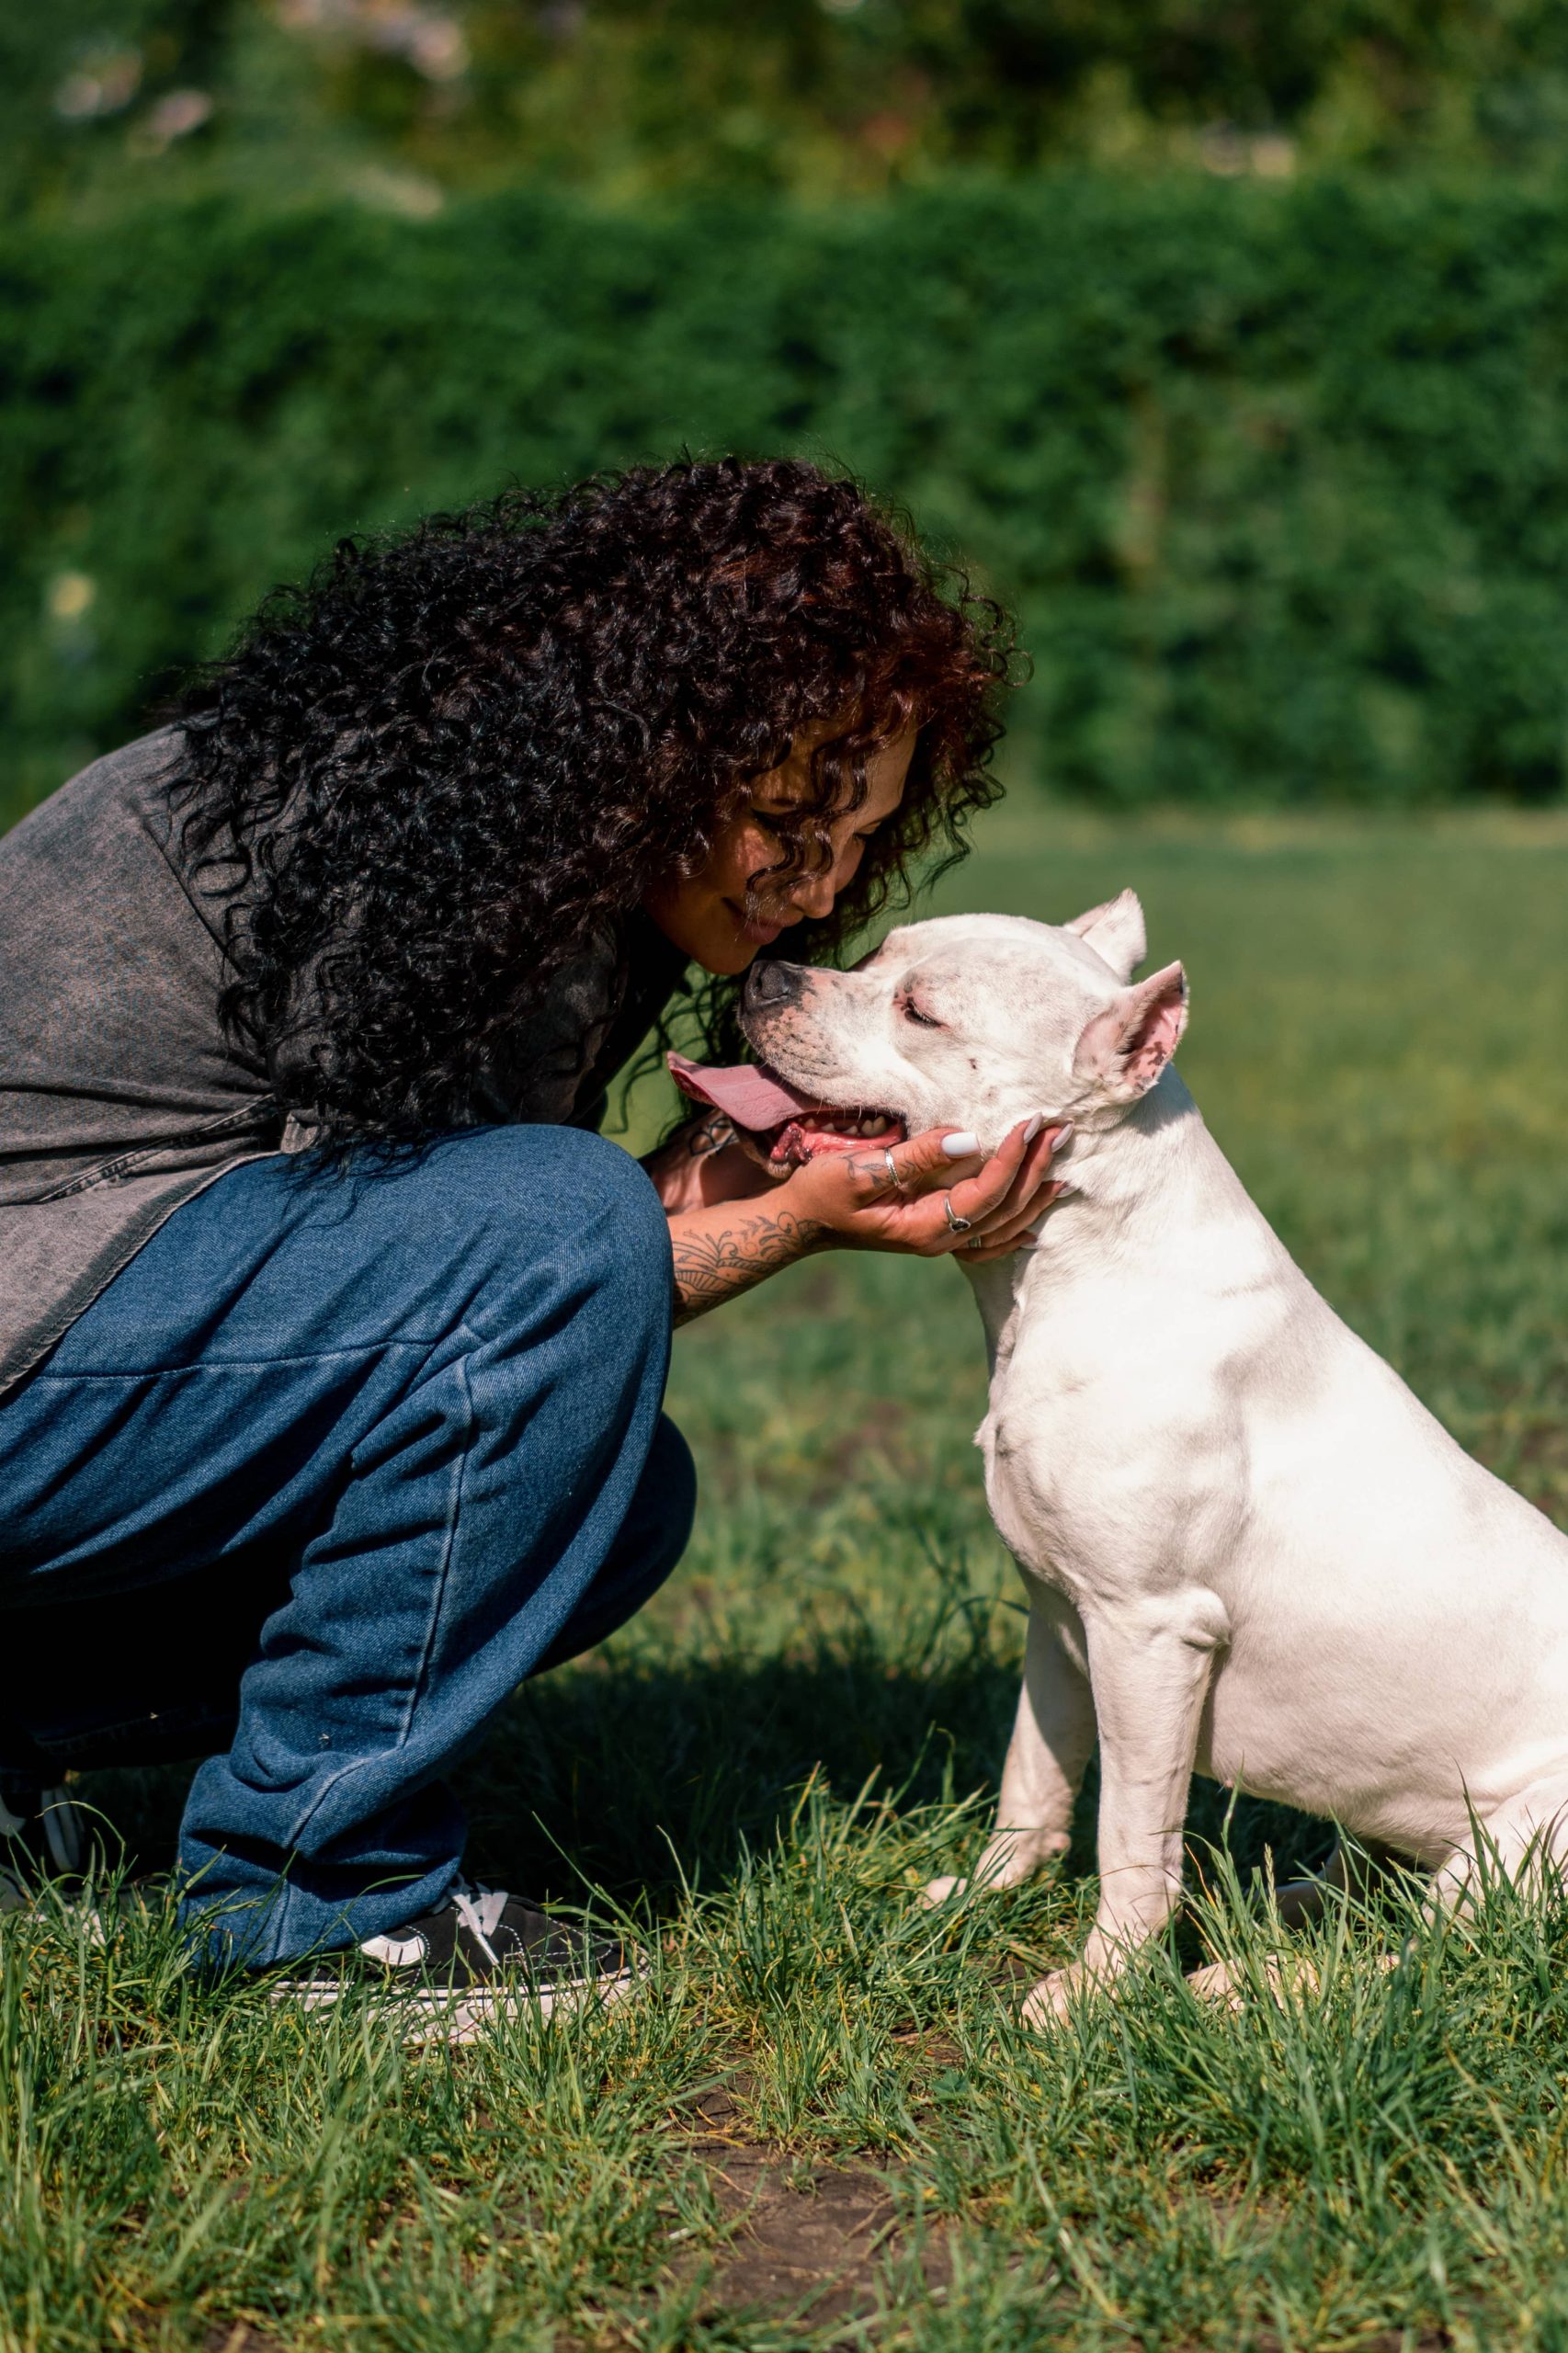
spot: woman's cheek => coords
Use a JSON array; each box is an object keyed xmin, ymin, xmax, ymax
[
  {"xmin": 738, "ymin": 828, "xmax": 791, "ymax": 903},
  {"xmin": 718, "ymin": 825, "xmax": 760, "ymax": 889}
]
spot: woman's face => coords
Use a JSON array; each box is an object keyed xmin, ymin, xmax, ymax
[{"xmin": 644, "ymin": 725, "xmax": 916, "ymax": 976}]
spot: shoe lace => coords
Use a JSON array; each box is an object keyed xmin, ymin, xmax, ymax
[{"xmin": 447, "ymin": 1877, "xmax": 510, "ymax": 1968}]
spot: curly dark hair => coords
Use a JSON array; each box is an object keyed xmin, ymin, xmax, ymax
[{"xmin": 170, "ymin": 455, "xmax": 1017, "ymax": 1149}]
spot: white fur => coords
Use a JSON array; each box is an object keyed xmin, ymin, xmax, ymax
[{"xmin": 742, "ymin": 905, "xmax": 1568, "ymax": 2024}]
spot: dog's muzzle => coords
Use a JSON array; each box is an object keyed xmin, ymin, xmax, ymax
[{"xmin": 744, "ymin": 959, "xmax": 808, "ymax": 1011}]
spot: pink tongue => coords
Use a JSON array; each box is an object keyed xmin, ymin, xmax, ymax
[{"xmin": 668, "ymin": 1051, "xmax": 824, "ymax": 1131}]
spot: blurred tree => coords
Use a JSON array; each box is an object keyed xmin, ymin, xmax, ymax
[
  {"xmin": 9, "ymin": 0, "xmax": 1568, "ymax": 222},
  {"xmin": 2, "ymin": 2, "xmax": 237, "ymax": 215}
]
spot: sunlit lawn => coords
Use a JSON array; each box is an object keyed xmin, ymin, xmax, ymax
[{"xmin": 8, "ymin": 797, "xmax": 1568, "ymax": 2350}]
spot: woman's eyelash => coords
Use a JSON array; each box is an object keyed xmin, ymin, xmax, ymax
[{"xmin": 747, "ymin": 809, "xmax": 884, "ymax": 841}]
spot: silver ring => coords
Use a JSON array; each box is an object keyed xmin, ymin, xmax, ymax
[{"xmin": 943, "ymin": 1192, "xmax": 974, "ymax": 1236}]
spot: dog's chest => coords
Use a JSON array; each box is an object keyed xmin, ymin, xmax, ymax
[
  {"xmin": 973, "ymin": 1279, "xmax": 1246, "ymax": 1603},
  {"xmin": 974, "ymin": 1339, "xmax": 1132, "ymax": 1597},
  {"xmin": 975, "ymin": 1394, "xmax": 1062, "ymax": 1586}
]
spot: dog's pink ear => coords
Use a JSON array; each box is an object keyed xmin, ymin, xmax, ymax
[
  {"xmin": 1065, "ymin": 888, "xmax": 1146, "ymax": 982},
  {"xmin": 1073, "ymin": 961, "xmax": 1188, "ymax": 1100}
]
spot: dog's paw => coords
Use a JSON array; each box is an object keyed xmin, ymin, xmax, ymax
[
  {"xmin": 1018, "ymin": 1962, "xmax": 1102, "ymax": 2029},
  {"xmin": 918, "ymin": 1872, "xmax": 969, "ymax": 1909},
  {"xmin": 921, "ymin": 1836, "xmax": 1066, "ymax": 1911},
  {"xmin": 1185, "ymin": 1952, "xmax": 1316, "ymax": 2013},
  {"xmin": 1187, "ymin": 1947, "xmax": 1398, "ymax": 2013}
]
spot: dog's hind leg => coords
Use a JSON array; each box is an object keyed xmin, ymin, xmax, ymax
[
  {"xmin": 1272, "ymin": 1833, "xmax": 1404, "ymax": 1930},
  {"xmin": 1429, "ymin": 1774, "xmax": 1568, "ymax": 1914},
  {"xmin": 921, "ymin": 1590, "xmax": 1096, "ymax": 1908},
  {"xmin": 1185, "ymin": 1836, "xmax": 1410, "ymax": 2012}
]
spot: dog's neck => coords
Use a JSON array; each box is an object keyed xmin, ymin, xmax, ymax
[
  {"xmin": 1056, "ymin": 1065, "xmax": 1208, "ymax": 1204},
  {"xmin": 963, "ymin": 1066, "xmax": 1276, "ymax": 1374}
]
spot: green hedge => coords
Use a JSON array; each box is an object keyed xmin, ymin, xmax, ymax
[{"xmin": 6, "ymin": 176, "xmax": 1568, "ymax": 822}]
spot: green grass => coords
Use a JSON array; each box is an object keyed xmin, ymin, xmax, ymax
[{"xmin": 7, "ymin": 801, "xmax": 1568, "ymax": 2351}]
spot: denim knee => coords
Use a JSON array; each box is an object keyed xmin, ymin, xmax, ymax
[
  {"xmin": 538, "ymin": 1127, "xmax": 671, "ymax": 1294},
  {"xmin": 410, "ymin": 1124, "xmax": 673, "ymax": 1352},
  {"xmin": 460, "ymin": 1127, "xmax": 665, "ymax": 1267}
]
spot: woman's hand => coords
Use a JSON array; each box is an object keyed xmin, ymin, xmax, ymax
[
  {"xmin": 665, "ymin": 1116, "xmax": 1071, "ymax": 1325},
  {"xmin": 782, "ymin": 1117, "xmax": 1071, "ymax": 1264}
]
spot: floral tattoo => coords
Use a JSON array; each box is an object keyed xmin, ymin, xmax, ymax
[{"xmin": 671, "ymin": 1201, "xmax": 828, "ymax": 1324}]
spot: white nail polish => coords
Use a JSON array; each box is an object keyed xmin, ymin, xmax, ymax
[
  {"xmin": 941, "ymin": 1131, "xmax": 981, "ymax": 1159},
  {"xmin": 1022, "ymin": 1112, "xmax": 1044, "ymax": 1142}
]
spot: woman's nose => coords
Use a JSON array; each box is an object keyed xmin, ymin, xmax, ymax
[{"xmin": 788, "ymin": 863, "xmax": 838, "ymax": 920}]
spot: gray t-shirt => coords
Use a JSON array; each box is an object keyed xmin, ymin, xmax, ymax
[{"xmin": 0, "ymin": 730, "xmax": 686, "ymax": 1398}]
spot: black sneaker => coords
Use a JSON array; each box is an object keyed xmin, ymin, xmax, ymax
[
  {"xmin": 0, "ymin": 1775, "xmax": 89, "ymax": 1903},
  {"xmin": 273, "ymin": 1879, "xmax": 643, "ymax": 2044}
]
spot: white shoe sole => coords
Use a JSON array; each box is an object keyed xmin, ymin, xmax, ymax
[{"xmin": 274, "ymin": 1961, "xmax": 644, "ymax": 2045}]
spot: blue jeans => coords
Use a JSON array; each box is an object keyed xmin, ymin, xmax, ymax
[{"xmin": 0, "ymin": 1127, "xmax": 692, "ymax": 1964}]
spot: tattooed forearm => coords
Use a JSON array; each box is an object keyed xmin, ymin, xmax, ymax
[{"xmin": 670, "ymin": 1201, "xmax": 828, "ymax": 1324}]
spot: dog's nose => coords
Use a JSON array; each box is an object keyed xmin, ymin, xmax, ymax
[{"xmin": 744, "ymin": 959, "xmax": 806, "ymax": 1010}]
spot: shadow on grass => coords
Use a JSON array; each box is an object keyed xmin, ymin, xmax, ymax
[
  {"xmin": 474, "ymin": 1644, "xmax": 1341, "ymax": 1917},
  {"xmin": 76, "ymin": 1621, "xmax": 1340, "ymax": 1924}
]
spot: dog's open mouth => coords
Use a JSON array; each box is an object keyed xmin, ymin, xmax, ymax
[{"xmin": 669, "ymin": 1053, "xmax": 904, "ymax": 1174}]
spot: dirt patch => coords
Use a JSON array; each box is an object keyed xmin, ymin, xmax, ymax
[
  {"xmin": 1243, "ymin": 2339, "xmax": 1449, "ymax": 2353},
  {"xmin": 202, "ymin": 2327, "xmax": 285, "ymax": 2353},
  {"xmin": 686, "ymin": 2087, "xmax": 950, "ymax": 2328}
]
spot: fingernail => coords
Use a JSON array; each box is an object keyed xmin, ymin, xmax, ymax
[
  {"xmin": 1022, "ymin": 1112, "xmax": 1044, "ymax": 1143},
  {"xmin": 941, "ymin": 1131, "xmax": 981, "ymax": 1159},
  {"xmin": 1051, "ymin": 1120, "xmax": 1075, "ymax": 1151}
]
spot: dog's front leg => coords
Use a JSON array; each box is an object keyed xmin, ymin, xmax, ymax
[
  {"xmin": 922, "ymin": 1591, "xmax": 1095, "ymax": 1907},
  {"xmin": 1021, "ymin": 1593, "xmax": 1225, "ymax": 2027}
]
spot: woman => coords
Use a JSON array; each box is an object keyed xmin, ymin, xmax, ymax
[{"xmin": 0, "ymin": 458, "xmax": 1063, "ymax": 2027}]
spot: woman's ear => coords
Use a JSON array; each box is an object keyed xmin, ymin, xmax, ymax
[
  {"xmin": 1072, "ymin": 961, "xmax": 1188, "ymax": 1101},
  {"xmin": 1064, "ymin": 888, "xmax": 1146, "ymax": 983}
]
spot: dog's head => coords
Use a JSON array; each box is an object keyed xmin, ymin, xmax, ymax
[{"xmin": 719, "ymin": 892, "xmax": 1187, "ymax": 1165}]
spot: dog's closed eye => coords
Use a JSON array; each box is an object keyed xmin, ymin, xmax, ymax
[{"xmin": 899, "ymin": 995, "xmax": 945, "ymax": 1029}]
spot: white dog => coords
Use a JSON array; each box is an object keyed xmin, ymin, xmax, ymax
[{"xmin": 707, "ymin": 893, "xmax": 1568, "ymax": 2024}]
